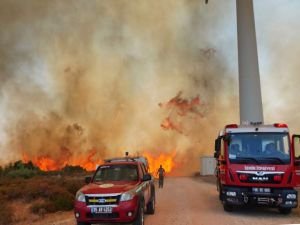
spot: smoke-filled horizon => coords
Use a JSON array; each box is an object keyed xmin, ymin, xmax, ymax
[{"xmin": 0, "ymin": 0, "xmax": 299, "ymax": 175}]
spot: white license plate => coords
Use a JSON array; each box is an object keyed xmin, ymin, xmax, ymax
[
  {"xmin": 91, "ymin": 206, "xmax": 113, "ymax": 214},
  {"xmin": 252, "ymin": 187, "xmax": 271, "ymax": 193}
]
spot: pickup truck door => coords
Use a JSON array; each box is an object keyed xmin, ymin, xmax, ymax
[
  {"xmin": 292, "ymin": 135, "xmax": 300, "ymax": 187},
  {"xmin": 144, "ymin": 176, "xmax": 151, "ymax": 203},
  {"xmin": 145, "ymin": 179, "xmax": 151, "ymax": 203},
  {"xmin": 140, "ymin": 165, "xmax": 150, "ymax": 203}
]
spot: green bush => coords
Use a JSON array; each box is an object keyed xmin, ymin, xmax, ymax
[
  {"xmin": 62, "ymin": 165, "xmax": 86, "ymax": 174},
  {"xmin": 50, "ymin": 191, "xmax": 74, "ymax": 211},
  {"xmin": 0, "ymin": 170, "xmax": 89, "ymax": 218},
  {"xmin": 2, "ymin": 160, "xmax": 40, "ymax": 179},
  {"xmin": 6, "ymin": 168, "xmax": 38, "ymax": 179},
  {"xmin": 30, "ymin": 190, "xmax": 74, "ymax": 214},
  {"xmin": 30, "ymin": 200, "xmax": 56, "ymax": 214},
  {"xmin": 61, "ymin": 179, "xmax": 85, "ymax": 195}
]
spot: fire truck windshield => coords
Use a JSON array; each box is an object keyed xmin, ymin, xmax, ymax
[{"xmin": 228, "ymin": 132, "xmax": 290, "ymax": 165}]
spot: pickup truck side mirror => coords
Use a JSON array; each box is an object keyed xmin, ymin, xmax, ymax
[
  {"xmin": 85, "ymin": 176, "xmax": 92, "ymax": 184},
  {"xmin": 142, "ymin": 173, "xmax": 152, "ymax": 182}
]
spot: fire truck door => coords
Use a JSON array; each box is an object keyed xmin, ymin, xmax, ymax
[{"xmin": 292, "ymin": 135, "xmax": 300, "ymax": 187}]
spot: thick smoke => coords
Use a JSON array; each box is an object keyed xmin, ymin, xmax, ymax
[
  {"xmin": 254, "ymin": 0, "xmax": 300, "ymax": 134},
  {"xmin": 0, "ymin": 0, "xmax": 238, "ymax": 174}
]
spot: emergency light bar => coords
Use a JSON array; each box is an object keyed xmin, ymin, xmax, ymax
[
  {"xmin": 274, "ymin": 123, "xmax": 288, "ymax": 128},
  {"xmin": 225, "ymin": 124, "xmax": 238, "ymax": 129}
]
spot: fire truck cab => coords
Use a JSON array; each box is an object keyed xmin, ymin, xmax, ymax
[{"xmin": 214, "ymin": 123, "xmax": 300, "ymax": 214}]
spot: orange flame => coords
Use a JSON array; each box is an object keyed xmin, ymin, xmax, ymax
[
  {"xmin": 35, "ymin": 156, "xmax": 60, "ymax": 171},
  {"xmin": 143, "ymin": 151, "xmax": 177, "ymax": 177},
  {"xmin": 22, "ymin": 149, "xmax": 177, "ymax": 174},
  {"xmin": 22, "ymin": 149, "xmax": 102, "ymax": 171},
  {"xmin": 70, "ymin": 149, "xmax": 102, "ymax": 171}
]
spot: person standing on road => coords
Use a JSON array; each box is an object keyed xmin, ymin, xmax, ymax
[{"xmin": 156, "ymin": 165, "xmax": 166, "ymax": 188}]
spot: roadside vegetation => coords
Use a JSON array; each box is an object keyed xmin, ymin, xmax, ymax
[{"xmin": 0, "ymin": 161, "xmax": 90, "ymax": 225}]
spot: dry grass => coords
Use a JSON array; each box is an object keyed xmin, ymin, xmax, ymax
[
  {"xmin": 0, "ymin": 175, "xmax": 86, "ymax": 225},
  {"xmin": 0, "ymin": 197, "xmax": 13, "ymax": 225}
]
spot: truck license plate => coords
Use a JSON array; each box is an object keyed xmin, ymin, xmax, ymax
[
  {"xmin": 252, "ymin": 187, "xmax": 271, "ymax": 193},
  {"xmin": 91, "ymin": 206, "xmax": 113, "ymax": 214}
]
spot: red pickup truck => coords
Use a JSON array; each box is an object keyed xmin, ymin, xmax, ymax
[{"xmin": 74, "ymin": 157, "xmax": 155, "ymax": 225}]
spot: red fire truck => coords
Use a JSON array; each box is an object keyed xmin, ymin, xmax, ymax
[{"xmin": 214, "ymin": 123, "xmax": 300, "ymax": 214}]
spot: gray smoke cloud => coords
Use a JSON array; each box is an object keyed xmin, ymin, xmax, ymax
[
  {"xmin": 0, "ymin": 0, "xmax": 240, "ymax": 174},
  {"xmin": 255, "ymin": 0, "xmax": 300, "ymax": 135}
]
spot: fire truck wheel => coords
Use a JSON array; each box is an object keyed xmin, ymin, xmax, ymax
[
  {"xmin": 218, "ymin": 185, "xmax": 223, "ymax": 201},
  {"xmin": 223, "ymin": 202, "xmax": 233, "ymax": 212},
  {"xmin": 77, "ymin": 222, "xmax": 90, "ymax": 225},
  {"xmin": 133, "ymin": 202, "xmax": 145, "ymax": 225},
  {"xmin": 279, "ymin": 207, "xmax": 292, "ymax": 215}
]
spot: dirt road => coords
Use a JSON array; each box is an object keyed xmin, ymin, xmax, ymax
[
  {"xmin": 146, "ymin": 177, "xmax": 300, "ymax": 225},
  {"xmin": 33, "ymin": 177, "xmax": 300, "ymax": 225}
]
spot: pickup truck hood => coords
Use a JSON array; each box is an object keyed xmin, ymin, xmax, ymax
[{"xmin": 80, "ymin": 181, "xmax": 140, "ymax": 195}]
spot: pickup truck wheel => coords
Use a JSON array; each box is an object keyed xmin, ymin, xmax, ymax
[
  {"xmin": 146, "ymin": 195, "xmax": 155, "ymax": 214},
  {"xmin": 133, "ymin": 203, "xmax": 144, "ymax": 225},
  {"xmin": 279, "ymin": 207, "xmax": 292, "ymax": 215}
]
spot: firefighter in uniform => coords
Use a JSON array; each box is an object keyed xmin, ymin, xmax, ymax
[{"xmin": 156, "ymin": 165, "xmax": 166, "ymax": 188}]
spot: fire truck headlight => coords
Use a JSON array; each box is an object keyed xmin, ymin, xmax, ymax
[
  {"xmin": 286, "ymin": 194, "xmax": 297, "ymax": 199},
  {"xmin": 226, "ymin": 191, "xmax": 237, "ymax": 197},
  {"xmin": 76, "ymin": 191, "xmax": 86, "ymax": 202}
]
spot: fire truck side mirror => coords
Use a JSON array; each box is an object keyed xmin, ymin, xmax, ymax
[
  {"xmin": 214, "ymin": 152, "xmax": 219, "ymax": 158},
  {"xmin": 214, "ymin": 138, "xmax": 221, "ymax": 158},
  {"xmin": 292, "ymin": 134, "xmax": 300, "ymax": 164}
]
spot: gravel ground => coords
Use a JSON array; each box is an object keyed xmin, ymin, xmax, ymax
[{"xmin": 28, "ymin": 177, "xmax": 300, "ymax": 225}]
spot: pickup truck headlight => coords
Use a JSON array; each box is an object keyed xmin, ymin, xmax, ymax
[
  {"xmin": 120, "ymin": 192, "xmax": 135, "ymax": 202},
  {"xmin": 76, "ymin": 191, "xmax": 86, "ymax": 202}
]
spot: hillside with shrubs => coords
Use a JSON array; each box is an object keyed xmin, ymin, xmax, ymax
[{"xmin": 0, "ymin": 161, "xmax": 91, "ymax": 225}]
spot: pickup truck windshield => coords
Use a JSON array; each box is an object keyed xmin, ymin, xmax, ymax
[
  {"xmin": 94, "ymin": 164, "xmax": 138, "ymax": 182},
  {"xmin": 228, "ymin": 132, "xmax": 290, "ymax": 165}
]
